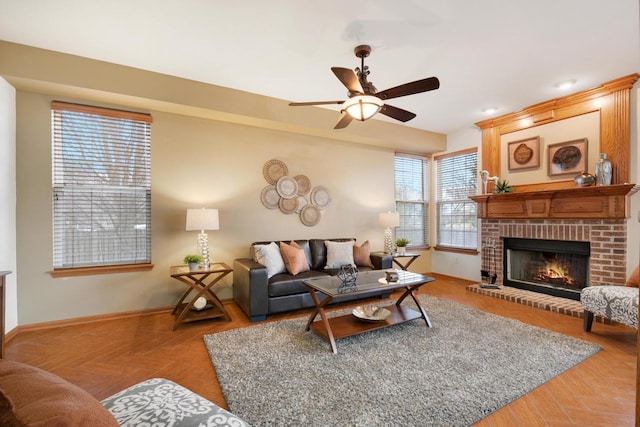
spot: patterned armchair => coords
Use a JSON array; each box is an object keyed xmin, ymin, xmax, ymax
[
  {"xmin": 581, "ymin": 285, "xmax": 639, "ymax": 331},
  {"xmin": 102, "ymin": 378, "xmax": 250, "ymax": 426}
]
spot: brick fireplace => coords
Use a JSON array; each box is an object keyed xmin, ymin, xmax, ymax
[
  {"xmin": 471, "ymin": 184, "xmax": 638, "ymax": 299},
  {"xmin": 481, "ymin": 218, "xmax": 628, "ymax": 291}
]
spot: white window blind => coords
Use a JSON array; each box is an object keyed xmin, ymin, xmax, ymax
[
  {"xmin": 394, "ymin": 154, "xmax": 429, "ymax": 247},
  {"xmin": 435, "ymin": 148, "xmax": 478, "ymax": 250},
  {"xmin": 52, "ymin": 101, "xmax": 152, "ymax": 269}
]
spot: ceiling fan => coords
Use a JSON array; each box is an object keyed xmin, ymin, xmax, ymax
[{"xmin": 289, "ymin": 44, "xmax": 440, "ymax": 129}]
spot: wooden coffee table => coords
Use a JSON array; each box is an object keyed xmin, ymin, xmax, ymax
[{"xmin": 303, "ymin": 270, "xmax": 435, "ymax": 353}]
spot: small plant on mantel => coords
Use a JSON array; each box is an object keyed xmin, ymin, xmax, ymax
[{"xmin": 494, "ymin": 180, "xmax": 513, "ymax": 194}]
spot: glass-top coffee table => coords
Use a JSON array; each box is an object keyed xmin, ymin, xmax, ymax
[{"xmin": 303, "ymin": 269, "xmax": 435, "ymax": 353}]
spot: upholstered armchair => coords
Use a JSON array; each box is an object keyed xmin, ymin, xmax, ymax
[{"xmin": 580, "ymin": 266, "xmax": 639, "ymax": 331}]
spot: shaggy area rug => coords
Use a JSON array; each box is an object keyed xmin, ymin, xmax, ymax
[{"xmin": 203, "ymin": 294, "xmax": 600, "ymax": 427}]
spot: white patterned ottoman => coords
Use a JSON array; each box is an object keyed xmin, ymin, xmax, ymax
[
  {"xmin": 581, "ymin": 285, "xmax": 639, "ymax": 331},
  {"xmin": 101, "ymin": 378, "xmax": 250, "ymax": 427}
]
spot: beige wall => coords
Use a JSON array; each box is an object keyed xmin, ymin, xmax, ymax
[
  {"xmin": 500, "ymin": 112, "xmax": 600, "ymax": 185},
  {"xmin": 1, "ymin": 41, "xmax": 446, "ymax": 325},
  {"xmin": 0, "ymin": 77, "xmax": 18, "ymax": 332},
  {"xmin": 15, "ymin": 91, "xmax": 421, "ymax": 324}
]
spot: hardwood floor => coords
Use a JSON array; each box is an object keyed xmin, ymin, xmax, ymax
[{"xmin": 5, "ymin": 274, "xmax": 637, "ymax": 426}]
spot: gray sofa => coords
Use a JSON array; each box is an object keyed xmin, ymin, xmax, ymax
[{"xmin": 233, "ymin": 238, "xmax": 393, "ymax": 322}]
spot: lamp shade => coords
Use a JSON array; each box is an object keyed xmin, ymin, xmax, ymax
[
  {"xmin": 342, "ymin": 95, "xmax": 383, "ymax": 121},
  {"xmin": 378, "ymin": 212, "xmax": 400, "ymax": 228},
  {"xmin": 186, "ymin": 208, "xmax": 219, "ymax": 231}
]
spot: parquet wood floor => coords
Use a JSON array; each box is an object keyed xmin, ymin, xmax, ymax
[{"xmin": 5, "ymin": 274, "xmax": 637, "ymax": 426}]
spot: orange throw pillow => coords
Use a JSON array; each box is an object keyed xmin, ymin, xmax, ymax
[
  {"xmin": 625, "ymin": 265, "xmax": 640, "ymax": 287},
  {"xmin": 353, "ymin": 240, "xmax": 374, "ymax": 268},
  {"xmin": 279, "ymin": 241, "xmax": 310, "ymax": 275}
]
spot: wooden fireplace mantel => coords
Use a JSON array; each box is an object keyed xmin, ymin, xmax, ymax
[{"xmin": 470, "ymin": 183, "xmax": 640, "ymax": 219}]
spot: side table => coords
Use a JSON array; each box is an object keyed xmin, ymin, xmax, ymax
[
  {"xmin": 170, "ymin": 263, "xmax": 232, "ymax": 330},
  {"xmin": 392, "ymin": 252, "xmax": 421, "ymax": 271}
]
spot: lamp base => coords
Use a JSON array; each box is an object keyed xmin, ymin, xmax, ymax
[
  {"xmin": 384, "ymin": 228, "xmax": 393, "ymax": 254},
  {"xmin": 197, "ymin": 232, "xmax": 210, "ymax": 269}
]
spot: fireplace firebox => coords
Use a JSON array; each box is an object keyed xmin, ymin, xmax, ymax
[{"xmin": 503, "ymin": 238, "xmax": 590, "ymax": 301}]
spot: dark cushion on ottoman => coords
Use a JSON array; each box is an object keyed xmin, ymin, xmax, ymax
[{"xmin": 0, "ymin": 360, "xmax": 118, "ymax": 426}]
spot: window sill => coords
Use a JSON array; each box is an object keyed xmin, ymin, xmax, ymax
[
  {"xmin": 434, "ymin": 247, "xmax": 479, "ymax": 256},
  {"xmin": 49, "ymin": 263, "xmax": 154, "ymax": 278}
]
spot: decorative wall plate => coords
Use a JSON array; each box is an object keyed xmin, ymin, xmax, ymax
[
  {"xmin": 276, "ymin": 175, "xmax": 298, "ymax": 199},
  {"xmin": 260, "ymin": 185, "xmax": 280, "ymax": 209},
  {"xmin": 278, "ymin": 197, "xmax": 298, "ymax": 214},
  {"xmin": 310, "ymin": 186, "xmax": 331, "ymax": 209},
  {"xmin": 295, "ymin": 195, "xmax": 308, "ymax": 214},
  {"xmin": 263, "ymin": 159, "xmax": 289, "ymax": 184},
  {"xmin": 300, "ymin": 204, "xmax": 321, "ymax": 226},
  {"xmin": 294, "ymin": 174, "xmax": 311, "ymax": 195}
]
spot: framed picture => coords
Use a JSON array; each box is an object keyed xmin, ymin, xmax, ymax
[
  {"xmin": 547, "ymin": 138, "xmax": 588, "ymax": 176},
  {"xmin": 508, "ymin": 136, "xmax": 540, "ymax": 171}
]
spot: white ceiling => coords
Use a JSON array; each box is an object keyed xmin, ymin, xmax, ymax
[{"xmin": 1, "ymin": 0, "xmax": 638, "ymax": 134}]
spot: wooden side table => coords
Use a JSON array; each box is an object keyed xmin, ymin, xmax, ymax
[
  {"xmin": 392, "ymin": 253, "xmax": 421, "ymax": 271},
  {"xmin": 170, "ymin": 263, "xmax": 232, "ymax": 330}
]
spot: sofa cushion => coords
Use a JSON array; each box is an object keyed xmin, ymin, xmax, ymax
[
  {"xmin": 0, "ymin": 360, "xmax": 118, "ymax": 427},
  {"xmin": 279, "ymin": 241, "xmax": 310, "ymax": 275},
  {"xmin": 268, "ymin": 270, "xmax": 330, "ymax": 297},
  {"xmin": 353, "ymin": 240, "xmax": 374, "ymax": 268},
  {"xmin": 253, "ymin": 241, "xmax": 286, "ymax": 278},
  {"xmin": 325, "ymin": 240, "xmax": 355, "ymax": 269},
  {"xmin": 625, "ymin": 265, "xmax": 639, "ymax": 287}
]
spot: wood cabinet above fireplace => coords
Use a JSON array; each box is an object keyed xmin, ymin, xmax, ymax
[{"xmin": 470, "ymin": 183, "xmax": 639, "ymax": 219}]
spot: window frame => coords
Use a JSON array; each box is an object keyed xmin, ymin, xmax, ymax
[
  {"xmin": 50, "ymin": 101, "xmax": 154, "ymax": 277},
  {"xmin": 394, "ymin": 152, "xmax": 430, "ymax": 249},
  {"xmin": 434, "ymin": 147, "xmax": 479, "ymax": 253}
]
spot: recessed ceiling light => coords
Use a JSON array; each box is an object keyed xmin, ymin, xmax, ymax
[
  {"xmin": 482, "ymin": 107, "xmax": 497, "ymax": 114},
  {"xmin": 555, "ymin": 79, "xmax": 577, "ymax": 90}
]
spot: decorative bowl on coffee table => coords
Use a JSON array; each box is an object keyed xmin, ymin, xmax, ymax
[{"xmin": 352, "ymin": 305, "xmax": 391, "ymax": 322}]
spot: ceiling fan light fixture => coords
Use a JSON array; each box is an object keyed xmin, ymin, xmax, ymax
[{"xmin": 342, "ymin": 95, "xmax": 383, "ymax": 121}]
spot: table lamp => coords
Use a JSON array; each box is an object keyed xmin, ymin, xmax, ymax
[
  {"xmin": 186, "ymin": 208, "xmax": 219, "ymax": 270},
  {"xmin": 379, "ymin": 211, "xmax": 400, "ymax": 254}
]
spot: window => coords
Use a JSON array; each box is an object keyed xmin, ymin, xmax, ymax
[
  {"xmin": 435, "ymin": 148, "xmax": 478, "ymax": 250},
  {"xmin": 51, "ymin": 101, "xmax": 152, "ymax": 272},
  {"xmin": 394, "ymin": 153, "xmax": 429, "ymax": 247}
]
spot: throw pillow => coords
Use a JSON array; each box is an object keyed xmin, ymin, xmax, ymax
[
  {"xmin": 253, "ymin": 242, "xmax": 286, "ymax": 278},
  {"xmin": 0, "ymin": 360, "xmax": 119, "ymax": 426},
  {"xmin": 353, "ymin": 240, "xmax": 374, "ymax": 268},
  {"xmin": 625, "ymin": 265, "xmax": 640, "ymax": 287},
  {"xmin": 325, "ymin": 240, "xmax": 355, "ymax": 269},
  {"xmin": 279, "ymin": 241, "xmax": 310, "ymax": 275}
]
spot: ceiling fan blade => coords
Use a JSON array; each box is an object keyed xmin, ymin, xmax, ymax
[
  {"xmin": 376, "ymin": 77, "xmax": 440, "ymax": 100},
  {"xmin": 334, "ymin": 113, "xmax": 354, "ymax": 129},
  {"xmin": 289, "ymin": 100, "xmax": 345, "ymax": 106},
  {"xmin": 379, "ymin": 104, "xmax": 417, "ymax": 122},
  {"xmin": 331, "ymin": 67, "xmax": 364, "ymax": 94}
]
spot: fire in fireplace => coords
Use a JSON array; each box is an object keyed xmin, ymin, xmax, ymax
[{"xmin": 503, "ymin": 238, "xmax": 590, "ymax": 300}]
